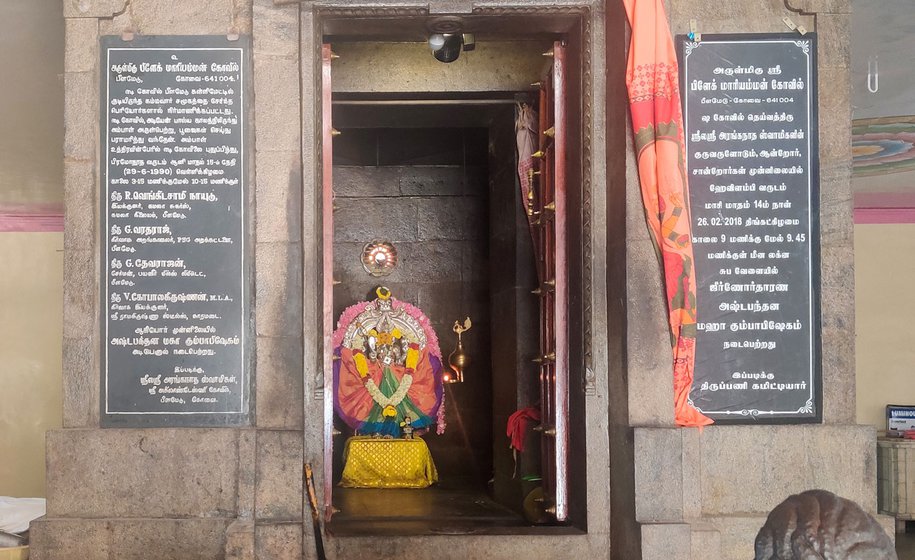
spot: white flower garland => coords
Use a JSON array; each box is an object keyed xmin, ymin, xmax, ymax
[
  {"xmin": 364, "ymin": 373, "xmax": 413, "ymax": 408},
  {"xmin": 388, "ymin": 373, "xmax": 412, "ymax": 406}
]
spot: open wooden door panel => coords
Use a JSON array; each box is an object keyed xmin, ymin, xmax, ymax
[{"xmin": 533, "ymin": 40, "xmax": 569, "ymax": 522}]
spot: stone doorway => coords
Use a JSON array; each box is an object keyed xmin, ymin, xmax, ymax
[{"xmin": 316, "ymin": 9, "xmax": 594, "ymax": 537}]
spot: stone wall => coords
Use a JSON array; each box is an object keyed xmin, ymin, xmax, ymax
[
  {"xmin": 41, "ymin": 1, "xmax": 618, "ymax": 557},
  {"xmin": 617, "ymin": 0, "xmax": 868, "ymax": 558},
  {"xmin": 38, "ymin": 0, "xmax": 308, "ymax": 558},
  {"xmin": 332, "ymin": 150, "xmax": 493, "ymax": 481},
  {"xmin": 486, "ymin": 107, "xmax": 542, "ymax": 511},
  {"xmin": 40, "ymin": 0, "xmax": 865, "ymax": 558}
]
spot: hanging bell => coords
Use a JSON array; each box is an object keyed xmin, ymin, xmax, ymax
[{"xmin": 446, "ymin": 317, "xmax": 472, "ymax": 383}]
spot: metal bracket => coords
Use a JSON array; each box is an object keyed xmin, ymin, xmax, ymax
[
  {"xmin": 584, "ymin": 367, "xmax": 597, "ymax": 396},
  {"xmin": 688, "ymin": 19, "xmax": 701, "ymax": 42},
  {"xmin": 782, "ymin": 16, "xmax": 808, "ymax": 35}
]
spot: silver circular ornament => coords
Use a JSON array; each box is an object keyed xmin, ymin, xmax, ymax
[{"xmin": 361, "ymin": 240, "xmax": 398, "ymax": 277}]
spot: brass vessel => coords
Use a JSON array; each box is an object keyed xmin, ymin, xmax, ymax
[{"xmin": 446, "ymin": 317, "xmax": 472, "ymax": 383}]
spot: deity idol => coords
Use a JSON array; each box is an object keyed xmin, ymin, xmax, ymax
[{"xmin": 333, "ymin": 287, "xmax": 446, "ymax": 438}]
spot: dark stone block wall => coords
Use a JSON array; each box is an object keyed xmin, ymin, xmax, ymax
[
  {"xmin": 332, "ymin": 134, "xmax": 493, "ymax": 483},
  {"xmin": 485, "ymin": 108, "xmax": 541, "ymax": 511}
]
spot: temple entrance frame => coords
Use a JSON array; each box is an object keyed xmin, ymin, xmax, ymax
[{"xmin": 301, "ymin": 2, "xmax": 618, "ymax": 551}]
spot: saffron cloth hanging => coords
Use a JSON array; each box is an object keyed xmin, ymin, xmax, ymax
[{"xmin": 622, "ymin": 0, "xmax": 712, "ymax": 427}]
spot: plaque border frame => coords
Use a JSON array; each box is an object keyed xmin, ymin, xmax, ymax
[
  {"xmin": 98, "ymin": 35, "xmax": 254, "ymax": 428},
  {"xmin": 677, "ymin": 32, "xmax": 823, "ymax": 424}
]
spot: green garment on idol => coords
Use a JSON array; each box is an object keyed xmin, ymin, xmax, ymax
[{"xmin": 360, "ymin": 365, "xmax": 432, "ymax": 437}]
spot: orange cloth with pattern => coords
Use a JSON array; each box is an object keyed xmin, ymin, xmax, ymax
[{"xmin": 623, "ymin": 0, "xmax": 712, "ymax": 427}]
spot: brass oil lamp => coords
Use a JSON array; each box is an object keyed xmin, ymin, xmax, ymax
[{"xmin": 446, "ymin": 317, "xmax": 472, "ymax": 383}]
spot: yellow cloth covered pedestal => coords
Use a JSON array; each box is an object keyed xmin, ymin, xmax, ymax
[{"xmin": 340, "ymin": 436, "xmax": 438, "ymax": 488}]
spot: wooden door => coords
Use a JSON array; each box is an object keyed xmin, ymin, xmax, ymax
[{"xmin": 533, "ymin": 40, "xmax": 569, "ymax": 522}]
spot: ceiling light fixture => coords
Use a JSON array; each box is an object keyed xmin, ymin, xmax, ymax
[
  {"xmin": 426, "ymin": 17, "xmax": 474, "ymax": 64},
  {"xmin": 428, "ymin": 32, "xmax": 475, "ymax": 63}
]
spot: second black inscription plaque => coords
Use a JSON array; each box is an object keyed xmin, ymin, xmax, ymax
[{"xmin": 680, "ymin": 34, "xmax": 821, "ymax": 422}]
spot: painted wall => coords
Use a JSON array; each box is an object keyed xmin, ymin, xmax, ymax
[
  {"xmin": 0, "ymin": 234, "xmax": 62, "ymax": 497},
  {"xmin": 850, "ymin": 1, "xmax": 915, "ymax": 431},
  {"xmin": 0, "ymin": 0, "xmax": 64, "ymax": 497},
  {"xmin": 0, "ymin": 1, "xmax": 65, "ymax": 211},
  {"xmin": 855, "ymin": 223, "xmax": 915, "ymax": 430}
]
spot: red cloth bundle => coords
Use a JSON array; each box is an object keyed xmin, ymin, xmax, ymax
[{"xmin": 506, "ymin": 406, "xmax": 541, "ymax": 453}]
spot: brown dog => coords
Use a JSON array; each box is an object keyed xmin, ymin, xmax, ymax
[{"xmin": 754, "ymin": 489, "xmax": 897, "ymax": 559}]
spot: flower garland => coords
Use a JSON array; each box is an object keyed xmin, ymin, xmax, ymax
[
  {"xmin": 333, "ymin": 292, "xmax": 447, "ymax": 434},
  {"xmin": 363, "ymin": 373, "xmax": 413, "ymax": 408},
  {"xmin": 333, "ymin": 298, "xmax": 442, "ymax": 359}
]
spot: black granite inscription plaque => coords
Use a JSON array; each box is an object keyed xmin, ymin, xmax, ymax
[
  {"xmin": 100, "ymin": 36, "xmax": 251, "ymax": 426},
  {"xmin": 680, "ymin": 34, "xmax": 821, "ymax": 422}
]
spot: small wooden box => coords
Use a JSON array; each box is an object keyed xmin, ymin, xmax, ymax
[{"xmin": 877, "ymin": 437, "xmax": 915, "ymax": 520}]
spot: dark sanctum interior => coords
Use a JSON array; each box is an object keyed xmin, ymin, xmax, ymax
[{"xmin": 328, "ymin": 101, "xmax": 554, "ymax": 534}]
